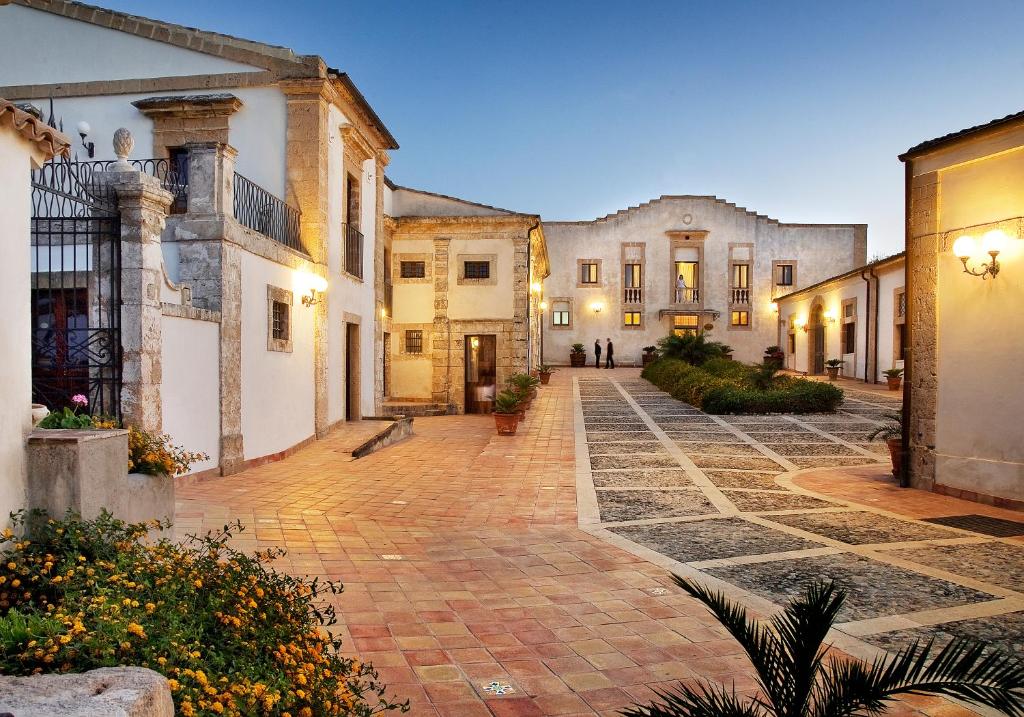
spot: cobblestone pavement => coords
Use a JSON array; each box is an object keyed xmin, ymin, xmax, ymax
[
  {"xmin": 172, "ymin": 368, "xmax": 1022, "ymax": 716},
  {"xmin": 576, "ymin": 371, "xmax": 1024, "ymax": 670}
]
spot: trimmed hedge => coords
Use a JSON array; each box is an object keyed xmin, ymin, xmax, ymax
[{"xmin": 641, "ymin": 357, "xmax": 843, "ymax": 414}]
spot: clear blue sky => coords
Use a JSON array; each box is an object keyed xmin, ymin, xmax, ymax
[{"xmin": 103, "ymin": 0, "xmax": 1024, "ymax": 256}]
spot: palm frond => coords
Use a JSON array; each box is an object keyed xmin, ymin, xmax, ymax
[
  {"xmin": 620, "ymin": 679, "xmax": 767, "ymax": 717},
  {"xmin": 813, "ymin": 637, "xmax": 1024, "ymax": 717},
  {"xmin": 673, "ymin": 576, "xmax": 788, "ymax": 714}
]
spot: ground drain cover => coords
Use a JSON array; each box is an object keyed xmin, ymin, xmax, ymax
[{"xmin": 922, "ymin": 514, "xmax": 1024, "ymax": 537}]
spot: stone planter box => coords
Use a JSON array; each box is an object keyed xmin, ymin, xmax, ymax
[{"xmin": 26, "ymin": 429, "xmax": 175, "ymax": 524}]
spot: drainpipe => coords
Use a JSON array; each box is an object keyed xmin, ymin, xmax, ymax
[
  {"xmin": 526, "ymin": 221, "xmax": 540, "ymax": 372},
  {"xmin": 860, "ymin": 269, "xmax": 870, "ymax": 382},
  {"xmin": 900, "ymin": 162, "xmax": 913, "ymax": 488}
]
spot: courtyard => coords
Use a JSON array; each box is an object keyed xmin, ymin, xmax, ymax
[{"xmin": 174, "ymin": 368, "xmax": 1023, "ymax": 716}]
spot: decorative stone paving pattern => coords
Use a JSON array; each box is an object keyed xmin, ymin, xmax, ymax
[
  {"xmin": 690, "ymin": 455, "xmax": 785, "ymax": 471},
  {"xmin": 704, "ymin": 553, "xmax": 998, "ymax": 622},
  {"xmin": 702, "ymin": 470, "xmax": 784, "ymax": 490},
  {"xmin": 767, "ymin": 443, "xmax": 863, "ymax": 456},
  {"xmin": 591, "ymin": 469, "xmax": 695, "ymax": 488},
  {"xmin": 585, "ymin": 430, "xmax": 657, "ymax": 442},
  {"xmin": 597, "ymin": 489, "xmax": 717, "ymax": 522},
  {"xmin": 766, "ymin": 511, "xmax": 961, "ymax": 545},
  {"xmin": 862, "ymin": 612, "xmax": 1024, "ymax": 658},
  {"xmin": 885, "ymin": 542, "xmax": 1024, "ymax": 591},
  {"xmin": 722, "ymin": 491, "xmax": 836, "ymax": 512},
  {"xmin": 664, "ymin": 431, "xmax": 747, "ymax": 442},
  {"xmin": 587, "ymin": 441, "xmax": 668, "ymax": 455},
  {"xmin": 591, "ymin": 454, "xmax": 680, "ymax": 470},
  {"xmin": 673, "ymin": 442, "xmax": 766, "ymax": 456},
  {"xmin": 789, "ymin": 456, "xmax": 884, "ymax": 468},
  {"xmin": 611, "ymin": 517, "xmax": 820, "ymax": 563}
]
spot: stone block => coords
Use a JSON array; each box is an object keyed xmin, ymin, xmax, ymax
[{"xmin": 0, "ymin": 667, "xmax": 173, "ymax": 717}]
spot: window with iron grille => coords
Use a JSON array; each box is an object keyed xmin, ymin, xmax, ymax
[
  {"xmin": 464, "ymin": 261, "xmax": 490, "ymax": 280},
  {"xmin": 405, "ymin": 330, "xmax": 423, "ymax": 354},
  {"xmin": 730, "ymin": 310, "xmax": 749, "ymax": 326},
  {"xmin": 623, "ymin": 311, "xmax": 642, "ymax": 326},
  {"xmin": 580, "ymin": 263, "xmax": 599, "ymax": 284},
  {"xmin": 400, "ymin": 261, "xmax": 426, "ymax": 278},
  {"xmin": 777, "ymin": 264, "xmax": 794, "ymax": 286},
  {"xmin": 272, "ymin": 301, "xmax": 289, "ymax": 341}
]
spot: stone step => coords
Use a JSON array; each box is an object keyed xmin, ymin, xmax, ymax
[{"xmin": 381, "ymin": 401, "xmax": 448, "ymax": 417}]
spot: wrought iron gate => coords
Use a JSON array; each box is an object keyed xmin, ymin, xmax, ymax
[{"xmin": 30, "ymin": 158, "xmax": 122, "ymax": 419}]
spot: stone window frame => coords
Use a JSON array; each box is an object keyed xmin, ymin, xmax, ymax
[
  {"xmin": 841, "ymin": 297, "xmax": 857, "ymax": 357},
  {"xmin": 671, "ymin": 313, "xmax": 701, "ymax": 337},
  {"xmin": 787, "ymin": 314, "xmax": 797, "ymax": 355},
  {"xmin": 621, "ymin": 242, "xmax": 646, "ymax": 304},
  {"xmin": 577, "ymin": 258, "xmax": 602, "ymax": 288},
  {"xmin": 729, "ymin": 309, "xmax": 751, "ymax": 330},
  {"xmin": 728, "ymin": 242, "xmax": 755, "ymax": 309},
  {"xmin": 267, "ymin": 285, "xmax": 293, "ymax": 353},
  {"xmin": 773, "ymin": 259, "xmax": 798, "ymax": 296},
  {"xmin": 549, "ymin": 297, "xmax": 573, "ymax": 330},
  {"xmin": 457, "ymin": 253, "xmax": 498, "ymax": 286},
  {"xmin": 404, "ymin": 329, "xmax": 424, "ymax": 354},
  {"xmin": 393, "ymin": 252, "xmax": 433, "ymax": 285},
  {"xmin": 395, "ymin": 323, "xmax": 433, "ymax": 359},
  {"xmin": 623, "ymin": 309, "xmax": 644, "ymax": 330},
  {"xmin": 893, "ymin": 286, "xmax": 907, "ymax": 365},
  {"xmin": 666, "ymin": 231, "xmax": 707, "ymax": 306}
]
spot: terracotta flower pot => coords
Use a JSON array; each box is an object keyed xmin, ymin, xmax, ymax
[
  {"xmin": 887, "ymin": 376, "xmax": 902, "ymax": 391},
  {"xmin": 642, "ymin": 353, "xmax": 657, "ymax": 366},
  {"xmin": 570, "ymin": 352, "xmax": 586, "ymax": 367},
  {"xmin": 538, "ymin": 371, "xmax": 552, "ymax": 385},
  {"xmin": 886, "ymin": 437, "xmax": 903, "ymax": 479},
  {"xmin": 826, "ymin": 367, "xmax": 840, "ymax": 381},
  {"xmin": 494, "ymin": 413, "xmax": 519, "ymax": 436}
]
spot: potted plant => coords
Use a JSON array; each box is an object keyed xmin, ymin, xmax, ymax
[
  {"xmin": 493, "ymin": 390, "xmax": 521, "ymax": 435},
  {"xmin": 825, "ymin": 358, "xmax": 843, "ymax": 381},
  {"xmin": 509, "ymin": 373, "xmax": 540, "ymax": 410},
  {"xmin": 641, "ymin": 346, "xmax": 658, "ymax": 367},
  {"xmin": 570, "ymin": 342, "xmax": 587, "ymax": 367},
  {"xmin": 537, "ymin": 364, "xmax": 556, "ymax": 385},
  {"xmin": 720, "ymin": 344, "xmax": 734, "ymax": 361},
  {"xmin": 884, "ymin": 367, "xmax": 903, "ymax": 391},
  {"xmin": 868, "ymin": 411, "xmax": 903, "ymax": 480},
  {"xmin": 763, "ymin": 345, "xmax": 784, "ymax": 366}
]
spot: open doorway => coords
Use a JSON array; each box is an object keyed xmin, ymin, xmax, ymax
[
  {"xmin": 464, "ymin": 334, "xmax": 496, "ymax": 414},
  {"xmin": 345, "ymin": 322, "xmax": 360, "ymax": 420},
  {"xmin": 809, "ymin": 304, "xmax": 826, "ymax": 375}
]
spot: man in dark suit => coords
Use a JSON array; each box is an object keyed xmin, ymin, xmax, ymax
[
  {"xmin": 594, "ymin": 339, "xmax": 602, "ymax": 368},
  {"xmin": 605, "ymin": 338, "xmax": 615, "ymax": 369}
]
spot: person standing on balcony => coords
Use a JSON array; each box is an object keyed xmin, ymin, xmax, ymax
[
  {"xmin": 594, "ymin": 339, "xmax": 602, "ymax": 369},
  {"xmin": 605, "ymin": 338, "xmax": 615, "ymax": 369},
  {"xmin": 675, "ymin": 273, "xmax": 687, "ymax": 303}
]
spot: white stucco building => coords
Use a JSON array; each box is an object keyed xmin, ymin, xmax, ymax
[
  {"xmin": 541, "ymin": 196, "xmax": 866, "ymax": 365},
  {"xmin": 776, "ymin": 253, "xmax": 905, "ymax": 381}
]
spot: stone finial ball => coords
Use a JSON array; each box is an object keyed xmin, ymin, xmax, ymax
[{"xmin": 113, "ymin": 128, "xmax": 134, "ymax": 160}]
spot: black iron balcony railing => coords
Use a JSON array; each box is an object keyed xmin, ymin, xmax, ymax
[
  {"xmin": 77, "ymin": 158, "xmax": 188, "ymax": 214},
  {"xmin": 673, "ymin": 287, "xmax": 700, "ymax": 304},
  {"xmin": 344, "ymin": 222, "xmax": 363, "ymax": 279},
  {"xmin": 233, "ymin": 173, "xmax": 302, "ymax": 251},
  {"xmin": 624, "ymin": 287, "xmax": 642, "ymax": 304},
  {"xmin": 731, "ymin": 287, "xmax": 751, "ymax": 305}
]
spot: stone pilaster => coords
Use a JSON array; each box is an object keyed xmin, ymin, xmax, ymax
[
  {"xmin": 184, "ymin": 142, "xmax": 235, "ymax": 217},
  {"xmin": 431, "ymin": 238, "xmax": 452, "ymax": 409},
  {"xmin": 282, "ymin": 80, "xmax": 330, "ymax": 434},
  {"xmin": 373, "ymin": 152, "xmax": 389, "ymax": 414},
  {"xmin": 907, "ymin": 171, "xmax": 940, "ymax": 490},
  {"xmin": 96, "ymin": 170, "xmax": 172, "ymax": 432},
  {"xmin": 511, "ymin": 235, "xmax": 531, "ymax": 372}
]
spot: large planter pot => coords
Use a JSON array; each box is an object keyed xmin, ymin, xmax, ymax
[
  {"xmin": 31, "ymin": 403, "xmax": 50, "ymax": 425},
  {"xmin": 494, "ymin": 412, "xmax": 519, "ymax": 436},
  {"xmin": 570, "ymin": 352, "xmax": 586, "ymax": 367},
  {"xmin": 826, "ymin": 367, "xmax": 840, "ymax": 381},
  {"xmin": 518, "ymin": 398, "xmax": 533, "ymax": 412},
  {"xmin": 764, "ymin": 353, "xmax": 784, "ymax": 366},
  {"xmin": 887, "ymin": 376, "xmax": 902, "ymax": 391},
  {"xmin": 886, "ymin": 438, "xmax": 903, "ymax": 479},
  {"xmin": 538, "ymin": 371, "xmax": 552, "ymax": 385},
  {"xmin": 642, "ymin": 353, "xmax": 657, "ymax": 367}
]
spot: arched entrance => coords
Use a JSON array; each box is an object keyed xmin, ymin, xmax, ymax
[{"xmin": 808, "ymin": 303, "xmax": 826, "ymax": 375}]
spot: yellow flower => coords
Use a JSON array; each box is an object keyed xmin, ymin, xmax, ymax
[
  {"xmin": 145, "ymin": 602, "xmax": 156, "ymax": 613},
  {"xmin": 194, "ymin": 579, "xmax": 203, "ymax": 588},
  {"xmin": 126, "ymin": 622, "xmax": 146, "ymax": 639}
]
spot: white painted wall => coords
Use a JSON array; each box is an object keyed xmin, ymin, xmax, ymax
[
  {"xmin": 0, "ymin": 5, "xmax": 263, "ymax": 85},
  {"xmin": 391, "ymin": 187, "xmax": 512, "ymax": 217},
  {"xmin": 0, "ymin": 126, "xmax": 43, "ymax": 529},
  {"xmin": 447, "ymin": 238, "xmax": 515, "ymax": 320},
  {"xmin": 239, "ymin": 252, "xmax": 316, "ymax": 459},
  {"xmin": 161, "ymin": 315, "xmax": 220, "ymax": 474}
]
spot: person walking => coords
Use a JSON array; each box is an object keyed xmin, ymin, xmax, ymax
[
  {"xmin": 593, "ymin": 339, "xmax": 602, "ymax": 369},
  {"xmin": 605, "ymin": 338, "xmax": 615, "ymax": 369}
]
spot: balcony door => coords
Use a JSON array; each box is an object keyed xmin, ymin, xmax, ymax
[{"xmin": 673, "ymin": 261, "xmax": 699, "ymax": 303}]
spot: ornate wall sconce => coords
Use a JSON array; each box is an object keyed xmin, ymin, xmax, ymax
[
  {"xmin": 591, "ymin": 302, "xmax": 604, "ymax": 315},
  {"xmin": 770, "ymin": 302, "xmax": 779, "ymax": 313},
  {"xmin": 76, "ymin": 121, "xmax": 95, "ymax": 158},
  {"xmin": 301, "ymin": 274, "xmax": 329, "ymax": 307},
  {"xmin": 953, "ymin": 229, "xmax": 1007, "ymax": 280},
  {"xmin": 796, "ymin": 317, "xmax": 808, "ymax": 333},
  {"xmin": 824, "ymin": 309, "xmax": 838, "ymax": 325}
]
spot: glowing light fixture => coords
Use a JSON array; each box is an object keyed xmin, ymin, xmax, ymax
[
  {"xmin": 539, "ymin": 300, "xmax": 548, "ymax": 311},
  {"xmin": 824, "ymin": 309, "xmax": 838, "ymax": 324},
  {"xmin": 770, "ymin": 302, "xmax": 779, "ymax": 313},
  {"xmin": 796, "ymin": 316, "xmax": 808, "ymax": 333},
  {"xmin": 954, "ymin": 230, "xmax": 1006, "ymax": 280},
  {"xmin": 301, "ymin": 273, "xmax": 329, "ymax": 307},
  {"xmin": 591, "ymin": 301, "xmax": 604, "ymax": 315},
  {"xmin": 530, "ymin": 281, "xmax": 542, "ymax": 293}
]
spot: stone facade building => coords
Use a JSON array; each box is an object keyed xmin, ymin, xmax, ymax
[
  {"xmin": 776, "ymin": 253, "xmax": 905, "ymax": 382},
  {"xmin": 900, "ymin": 111, "xmax": 1024, "ymax": 509},
  {"xmin": 541, "ymin": 196, "xmax": 866, "ymax": 366}
]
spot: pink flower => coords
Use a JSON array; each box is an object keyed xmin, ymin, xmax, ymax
[{"xmin": 71, "ymin": 394, "xmax": 88, "ymax": 407}]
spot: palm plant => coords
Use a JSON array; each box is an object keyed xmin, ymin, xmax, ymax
[
  {"xmin": 622, "ymin": 577, "xmax": 1024, "ymax": 717},
  {"xmin": 750, "ymin": 362, "xmax": 781, "ymax": 391},
  {"xmin": 658, "ymin": 333, "xmax": 726, "ymax": 366},
  {"xmin": 867, "ymin": 411, "xmax": 902, "ymax": 442}
]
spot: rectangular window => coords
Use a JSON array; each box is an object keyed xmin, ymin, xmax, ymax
[
  {"xmin": 777, "ymin": 264, "xmax": 794, "ymax": 286},
  {"xmin": 732, "ymin": 264, "xmax": 750, "ymax": 288},
  {"xmin": 624, "ymin": 311, "xmax": 642, "ymax": 326},
  {"xmin": 730, "ymin": 310, "xmax": 749, "ymax": 327},
  {"xmin": 580, "ymin": 262, "xmax": 599, "ymax": 284},
  {"xmin": 464, "ymin": 261, "xmax": 490, "ymax": 280},
  {"xmin": 272, "ymin": 301, "xmax": 289, "ymax": 341},
  {"xmin": 405, "ymin": 330, "xmax": 423, "ymax": 354},
  {"xmin": 896, "ymin": 291, "xmax": 906, "ymax": 318},
  {"xmin": 552, "ymin": 310, "xmax": 570, "ymax": 326},
  {"xmin": 400, "ymin": 260, "xmax": 426, "ymax": 278},
  {"xmin": 624, "ymin": 264, "xmax": 642, "ymax": 287},
  {"xmin": 843, "ymin": 322, "xmax": 856, "ymax": 354},
  {"xmin": 788, "ymin": 332, "xmax": 796, "ymax": 354},
  {"xmin": 672, "ymin": 314, "xmax": 699, "ymax": 337}
]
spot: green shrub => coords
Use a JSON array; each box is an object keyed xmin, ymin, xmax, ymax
[
  {"xmin": 643, "ymin": 357, "xmax": 843, "ymax": 414},
  {"xmin": 0, "ymin": 512, "xmax": 406, "ymax": 717},
  {"xmin": 656, "ymin": 333, "xmax": 727, "ymax": 366}
]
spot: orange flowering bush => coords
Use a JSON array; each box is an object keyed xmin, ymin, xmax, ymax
[
  {"xmin": 128, "ymin": 426, "xmax": 208, "ymax": 476},
  {"xmin": 0, "ymin": 512, "xmax": 407, "ymax": 716}
]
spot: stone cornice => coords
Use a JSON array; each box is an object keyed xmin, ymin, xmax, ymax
[
  {"xmin": 133, "ymin": 93, "xmax": 242, "ymax": 119},
  {"xmin": 280, "ymin": 77, "xmax": 397, "ymax": 152},
  {"xmin": 341, "ymin": 125, "xmax": 373, "ymax": 163},
  {"xmin": 0, "ymin": 71, "xmax": 277, "ymax": 101},
  {"xmin": 391, "ymin": 215, "xmax": 540, "ymax": 234}
]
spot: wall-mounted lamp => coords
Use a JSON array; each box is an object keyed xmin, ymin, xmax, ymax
[
  {"xmin": 76, "ymin": 121, "xmax": 95, "ymax": 158},
  {"xmin": 796, "ymin": 317, "xmax": 808, "ymax": 333},
  {"xmin": 539, "ymin": 300, "xmax": 548, "ymax": 312},
  {"xmin": 769, "ymin": 302, "xmax": 779, "ymax": 313},
  {"xmin": 591, "ymin": 302, "xmax": 604, "ymax": 315},
  {"xmin": 530, "ymin": 281, "xmax": 542, "ymax": 294},
  {"xmin": 301, "ymin": 274, "xmax": 329, "ymax": 307},
  {"xmin": 824, "ymin": 309, "xmax": 838, "ymax": 325},
  {"xmin": 471, "ymin": 336, "xmax": 480, "ymax": 350},
  {"xmin": 953, "ymin": 229, "xmax": 1007, "ymax": 280}
]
